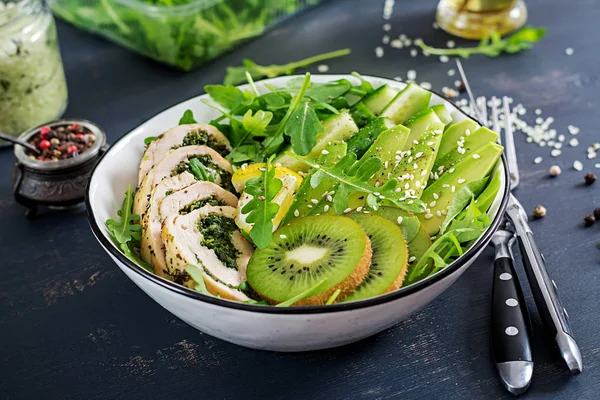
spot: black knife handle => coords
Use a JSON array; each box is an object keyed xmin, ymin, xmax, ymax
[{"xmin": 491, "ymin": 256, "xmax": 533, "ymax": 364}]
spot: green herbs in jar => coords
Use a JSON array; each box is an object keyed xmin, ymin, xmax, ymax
[{"xmin": 0, "ymin": 0, "xmax": 68, "ymax": 138}]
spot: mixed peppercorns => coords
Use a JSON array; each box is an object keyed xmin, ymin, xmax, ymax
[
  {"xmin": 27, "ymin": 123, "xmax": 96, "ymax": 161},
  {"xmin": 533, "ymin": 205, "xmax": 547, "ymax": 218},
  {"xmin": 584, "ymin": 172, "xmax": 596, "ymax": 185}
]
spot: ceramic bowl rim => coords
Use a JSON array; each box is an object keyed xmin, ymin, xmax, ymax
[{"xmin": 85, "ymin": 74, "xmax": 510, "ymax": 315}]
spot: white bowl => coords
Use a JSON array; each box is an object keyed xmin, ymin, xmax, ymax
[{"xmin": 86, "ymin": 75, "xmax": 510, "ymax": 352}]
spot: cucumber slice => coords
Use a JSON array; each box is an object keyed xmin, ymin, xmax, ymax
[
  {"xmin": 419, "ymin": 142, "xmax": 504, "ymax": 235},
  {"xmin": 380, "ymin": 83, "xmax": 431, "ymax": 124},
  {"xmin": 431, "ymin": 104, "xmax": 453, "ymax": 126},
  {"xmin": 346, "ymin": 117, "xmax": 396, "ymax": 158},
  {"xmin": 350, "ymin": 102, "xmax": 377, "ymax": 128},
  {"xmin": 282, "ymin": 141, "xmax": 347, "ymax": 224},
  {"xmin": 274, "ymin": 110, "xmax": 359, "ymax": 172},
  {"xmin": 403, "ymin": 109, "xmax": 444, "ymax": 151},
  {"xmin": 363, "ymin": 84, "xmax": 398, "ymax": 115}
]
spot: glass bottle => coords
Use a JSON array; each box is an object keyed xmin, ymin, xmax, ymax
[
  {"xmin": 0, "ymin": 0, "xmax": 68, "ymax": 141},
  {"xmin": 436, "ymin": 0, "xmax": 527, "ymax": 40}
]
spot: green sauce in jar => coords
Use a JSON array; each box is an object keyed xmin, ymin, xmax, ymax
[{"xmin": 0, "ymin": 0, "xmax": 68, "ymax": 138}]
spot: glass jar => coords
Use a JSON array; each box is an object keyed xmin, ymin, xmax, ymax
[
  {"xmin": 0, "ymin": 0, "xmax": 68, "ymax": 140},
  {"xmin": 436, "ymin": 0, "xmax": 527, "ymax": 40}
]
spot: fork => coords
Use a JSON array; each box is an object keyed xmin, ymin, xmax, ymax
[{"xmin": 456, "ymin": 60, "xmax": 583, "ymax": 391}]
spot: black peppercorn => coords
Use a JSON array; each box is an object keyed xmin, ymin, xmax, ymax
[
  {"xmin": 584, "ymin": 214, "xmax": 596, "ymax": 227},
  {"xmin": 594, "ymin": 208, "xmax": 600, "ymax": 220},
  {"xmin": 585, "ymin": 172, "xmax": 596, "ymax": 185}
]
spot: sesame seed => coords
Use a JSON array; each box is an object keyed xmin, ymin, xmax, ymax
[
  {"xmin": 569, "ymin": 138, "xmax": 579, "ymax": 147},
  {"xmin": 457, "ymin": 178, "xmax": 466, "ymax": 184},
  {"xmin": 397, "ymin": 216, "xmax": 403, "ymax": 225},
  {"xmin": 375, "ymin": 46, "xmax": 384, "ymax": 58},
  {"xmin": 294, "ymin": 209, "xmax": 299, "ymax": 217},
  {"xmin": 473, "ymin": 154, "xmax": 481, "ymax": 159},
  {"xmin": 424, "ymin": 213, "xmax": 433, "ymax": 219},
  {"xmin": 307, "ymin": 204, "xmax": 313, "ymax": 209},
  {"xmin": 596, "ymin": 163, "xmax": 600, "ymax": 169},
  {"xmin": 442, "ymin": 184, "xmax": 450, "ymax": 188},
  {"xmin": 344, "ymin": 207, "xmax": 352, "ymax": 213},
  {"xmin": 446, "ymin": 40, "xmax": 455, "ymax": 48},
  {"xmin": 535, "ymin": 108, "xmax": 542, "ymax": 115},
  {"xmin": 447, "ymin": 69, "xmax": 456, "ymax": 76},
  {"xmin": 420, "ymin": 81, "xmax": 432, "ymax": 90},
  {"xmin": 565, "ymin": 47, "xmax": 574, "ymax": 55},
  {"xmin": 356, "ymin": 207, "xmax": 363, "ymax": 212},
  {"xmin": 410, "ymin": 49, "xmax": 418, "ymax": 57},
  {"xmin": 382, "ymin": 35, "xmax": 390, "ymax": 44},
  {"xmin": 551, "ymin": 149, "xmax": 562, "ymax": 157},
  {"xmin": 430, "ymin": 201, "xmax": 436, "ymax": 207},
  {"xmin": 326, "ymin": 195, "xmax": 333, "ymax": 202},
  {"xmin": 311, "ymin": 199, "xmax": 319, "ymax": 204},
  {"xmin": 440, "ymin": 55, "xmax": 449, "ymax": 63},
  {"xmin": 407, "ymin": 200, "xmax": 414, "ymax": 204},
  {"xmin": 574, "ymin": 160, "xmax": 583, "ymax": 171},
  {"xmin": 534, "ymin": 156, "xmax": 543, "ymax": 164},
  {"xmin": 321, "ymin": 149, "xmax": 329, "ymax": 155},
  {"xmin": 454, "ymin": 80, "xmax": 462, "ymax": 88},
  {"xmin": 448, "ymin": 167, "xmax": 455, "ymax": 173},
  {"xmin": 323, "ymin": 205, "xmax": 330, "ymax": 212},
  {"xmin": 436, "ymin": 210, "xmax": 442, "ymax": 217},
  {"xmin": 433, "ymin": 193, "xmax": 439, "ymax": 200},
  {"xmin": 409, "ymin": 256, "xmax": 417, "ymax": 262},
  {"xmin": 317, "ymin": 64, "xmax": 329, "ymax": 73},
  {"xmin": 415, "ymin": 152, "xmax": 423, "ymax": 158},
  {"xmin": 407, "ymin": 70, "xmax": 417, "ymax": 80},
  {"xmin": 279, "ymin": 234, "xmax": 287, "ymax": 239},
  {"xmin": 451, "ymin": 185, "xmax": 456, "ymax": 192},
  {"xmin": 391, "ymin": 39, "xmax": 403, "ymax": 48}
]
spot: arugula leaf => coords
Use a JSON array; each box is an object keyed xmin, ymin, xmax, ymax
[
  {"xmin": 284, "ymin": 100, "xmax": 323, "ymax": 156},
  {"xmin": 285, "ymin": 78, "xmax": 352, "ymax": 103},
  {"xmin": 289, "ymin": 152, "xmax": 425, "ymax": 214},
  {"xmin": 105, "ymin": 184, "xmax": 153, "ymax": 273},
  {"xmin": 186, "ymin": 264, "xmax": 210, "ymax": 295},
  {"xmin": 275, "ymin": 278, "xmax": 328, "ymax": 307},
  {"xmin": 189, "ymin": 158, "xmax": 215, "ymax": 182},
  {"xmin": 325, "ymin": 289, "xmax": 341, "ymax": 305},
  {"xmin": 144, "ymin": 136, "xmax": 158, "ymax": 145},
  {"xmin": 204, "ymin": 84, "xmax": 249, "ymax": 111},
  {"xmin": 405, "ymin": 198, "xmax": 490, "ymax": 285},
  {"xmin": 439, "ymin": 177, "xmax": 489, "ymax": 235},
  {"xmin": 179, "ymin": 109, "xmax": 197, "ymax": 125},
  {"xmin": 242, "ymin": 109, "xmax": 273, "ymax": 137},
  {"xmin": 258, "ymin": 72, "xmax": 312, "ymax": 159},
  {"xmin": 240, "ymin": 157, "xmax": 283, "ymax": 248},
  {"xmin": 416, "ymin": 26, "xmax": 546, "ymax": 58},
  {"xmin": 223, "ymin": 49, "xmax": 351, "ymax": 85}
]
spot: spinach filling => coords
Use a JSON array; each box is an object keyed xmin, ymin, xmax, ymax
[
  {"xmin": 171, "ymin": 155, "xmax": 235, "ymax": 193},
  {"xmin": 180, "ymin": 196, "xmax": 225, "ymax": 214},
  {"xmin": 172, "ymin": 129, "xmax": 229, "ymax": 157},
  {"xmin": 198, "ymin": 214, "xmax": 240, "ymax": 270}
]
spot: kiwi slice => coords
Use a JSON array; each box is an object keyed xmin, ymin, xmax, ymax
[
  {"xmin": 246, "ymin": 215, "xmax": 372, "ymax": 306},
  {"xmin": 342, "ymin": 214, "xmax": 408, "ymax": 302}
]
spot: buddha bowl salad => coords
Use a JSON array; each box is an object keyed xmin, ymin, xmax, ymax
[{"xmin": 106, "ymin": 73, "xmax": 504, "ymax": 307}]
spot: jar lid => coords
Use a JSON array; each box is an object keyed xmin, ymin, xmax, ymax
[{"xmin": 14, "ymin": 118, "xmax": 107, "ymax": 171}]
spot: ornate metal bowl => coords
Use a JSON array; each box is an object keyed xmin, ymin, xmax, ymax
[{"xmin": 12, "ymin": 119, "xmax": 107, "ymax": 218}]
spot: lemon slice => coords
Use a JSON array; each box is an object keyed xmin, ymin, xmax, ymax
[
  {"xmin": 234, "ymin": 164, "xmax": 303, "ymax": 237},
  {"xmin": 231, "ymin": 163, "xmax": 302, "ymax": 193}
]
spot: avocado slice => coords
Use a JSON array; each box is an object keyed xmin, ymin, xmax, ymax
[
  {"xmin": 370, "ymin": 206, "xmax": 421, "ymax": 242},
  {"xmin": 434, "ymin": 124, "xmax": 498, "ymax": 176},
  {"xmin": 436, "ymin": 120, "xmax": 480, "ymax": 160},
  {"xmin": 281, "ymin": 141, "xmax": 347, "ymax": 224},
  {"xmin": 403, "ymin": 109, "xmax": 445, "ymax": 150},
  {"xmin": 372, "ymin": 127, "xmax": 443, "ymax": 199},
  {"xmin": 419, "ymin": 142, "xmax": 504, "ymax": 235}
]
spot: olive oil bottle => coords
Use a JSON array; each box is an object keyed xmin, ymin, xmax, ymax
[{"xmin": 436, "ymin": 0, "xmax": 527, "ymax": 39}]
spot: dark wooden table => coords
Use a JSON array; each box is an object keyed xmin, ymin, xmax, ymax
[{"xmin": 1, "ymin": 0, "xmax": 599, "ymax": 398}]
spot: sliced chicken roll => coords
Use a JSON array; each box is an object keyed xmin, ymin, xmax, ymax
[
  {"xmin": 133, "ymin": 145, "xmax": 233, "ymax": 216},
  {"xmin": 162, "ymin": 205, "xmax": 253, "ymax": 301},
  {"xmin": 143, "ymin": 180, "xmax": 238, "ymax": 278},
  {"xmin": 139, "ymin": 171, "xmax": 197, "ymax": 269},
  {"xmin": 139, "ymin": 124, "xmax": 231, "ymax": 185}
]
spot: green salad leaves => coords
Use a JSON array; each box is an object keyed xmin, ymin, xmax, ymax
[
  {"xmin": 416, "ymin": 26, "xmax": 546, "ymax": 58},
  {"xmin": 105, "ymin": 185, "xmax": 153, "ymax": 272},
  {"xmin": 241, "ymin": 157, "xmax": 283, "ymax": 248}
]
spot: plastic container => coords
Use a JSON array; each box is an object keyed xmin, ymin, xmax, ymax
[
  {"xmin": 49, "ymin": 0, "xmax": 322, "ymax": 71},
  {"xmin": 0, "ymin": 0, "xmax": 68, "ymax": 139}
]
